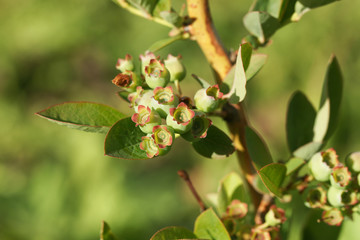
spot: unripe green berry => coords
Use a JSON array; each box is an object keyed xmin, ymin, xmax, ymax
[
  {"xmin": 264, "ymin": 205, "xmax": 286, "ymax": 227},
  {"xmin": 181, "ymin": 110, "xmax": 212, "ymax": 142},
  {"xmin": 327, "ymin": 186, "xmax": 357, "ymax": 207},
  {"xmin": 322, "ymin": 208, "xmax": 343, "ymax": 226},
  {"xmin": 116, "ymin": 54, "xmax": 134, "ymax": 72},
  {"xmin": 131, "ymin": 105, "xmax": 161, "ymax": 134},
  {"xmin": 330, "ymin": 165, "xmax": 352, "ymax": 189},
  {"xmin": 140, "ymin": 51, "xmax": 156, "ymax": 75},
  {"xmin": 150, "ymin": 86, "xmax": 179, "ymax": 118},
  {"xmin": 135, "ymin": 90, "xmax": 154, "ymax": 112},
  {"xmin": 128, "ymin": 86, "xmax": 144, "ymax": 108},
  {"xmin": 308, "ymin": 149, "xmax": 339, "ymax": 182},
  {"xmin": 164, "ymin": 54, "xmax": 186, "ymax": 82},
  {"xmin": 305, "ymin": 186, "xmax": 327, "ymax": 208},
  {"xmin": 345, "ymin": 152, "xmax": 360, "ymax": 173},
  {"xmin": 225, "ymin": 200, "xmax": 248, "ymax": 219},
  {"xmin": 158, "ymin": 145, "xmax": 171, "ymax": 156},
  {"xmin": 152, "ymin": 125, "xmax": 174, "ymax": 149},
  {"xmin": 144, "ymin": 59, "xmax": 170, "ymax": 89},
  {"xmin": 194, "ymin": 85, "xmax": 223, "ymax": 113},
  {"xmin": 166, "ymin": 102, "xmax": 195, "ymax": 134},
  {"xmin": 327, "ymin": 186, "xmax": 344, "ymax": 207},
  {"xmin": 140, "ymin": 136, "xmax": 160, "ymax": 158}
]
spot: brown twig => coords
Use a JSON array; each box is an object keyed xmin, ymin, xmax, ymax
[
  {"xmin": 186, "ymin": 0, "xmax": 262, "ymax": 208},
  {"xmin": 254, "ymin": 194, "xmax": 274, "ymax": 224},
  {"xmin": 178, "ymin": 170, "xmax": 207, "ymax": 211}
]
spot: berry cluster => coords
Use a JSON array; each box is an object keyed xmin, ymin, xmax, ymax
[
  {"xmin": 222, "ymin": 199, "xmax": 286, "ymax": 240},
  {"xmin": 304, "ymin": 149, "xmax": 360, "ymax": 225},
  {"xmin": 112, "ymin": 52, "xmax": 223, "ymax": 158}
]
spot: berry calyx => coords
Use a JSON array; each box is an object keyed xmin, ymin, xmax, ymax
[
  {"xmin": 181, "ymin": 110, "xmax": 212, "ymax": 142},
  {"xmin": 116, "ymin": 54, "xmax": 134, "ymax": 72},
  {"xmin": 152, "ymin": 125, "xmax": 174, "ymax": 149},
  {"xmin": 150, "ymin": 86, "xmax": 179, "ymax": 118},
  {"xmin": 140, "ymin": 136, "xmax": 159, "ymax": 158},
  {"xmin": 140, "ymin": 51, "xmax": 156, "ymax": 75},
  {"xmin": 166, "ymin": 102, "xmax": 195, "ymax": 134},
  {"xmin": 144, "ymin": 59, "xmax": 170, "ymax": 89},
  {"xmin": 131, "ymin": 105, "xmax": 161, "ymax": 134}
]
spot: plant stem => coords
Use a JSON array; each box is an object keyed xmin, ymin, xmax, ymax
[
  {"xmin": 174, "ymin": 79, "xmax": 183, "ymax": 96},
  {"xmin": 255, "ymin": 194, "xmax": 273, "ymax": 224},
  {"xmin": 186, "ymin": 0, "xmax": 231, "ymax": 80},
  {"xmin": 186, "ymin": 0, "xmax": 262, "ymax": 208},
  {"xmin": 178, "ymin": 170, "xmax": 207, "ymax": 211}
]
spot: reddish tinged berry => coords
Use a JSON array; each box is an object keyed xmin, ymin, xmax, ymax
[{"xmin": 131, "ymin": 105, "xmax": 161, "ymax": 134}]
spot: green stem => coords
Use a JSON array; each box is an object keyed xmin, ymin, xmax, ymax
[{"xmin": 174, "ymin": 79, "xmax": 183, "ymax": 96}]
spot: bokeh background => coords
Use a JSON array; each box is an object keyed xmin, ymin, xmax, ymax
[{"xmin": 1, "ymin": 0, "xmax": 360, "ymax": 239}]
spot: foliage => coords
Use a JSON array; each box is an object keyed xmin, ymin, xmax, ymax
[{"xmin": 1, "ymin": 0, "xmax": 358, "ymax": 239}]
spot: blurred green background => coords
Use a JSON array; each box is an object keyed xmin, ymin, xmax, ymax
[{"xmin": 0, "ymin": 0, "xmax": 359, "ymax": 239}]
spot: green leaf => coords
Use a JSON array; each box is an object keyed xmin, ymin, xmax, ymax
[
  {"xmin": 117, "ymin": 91, "xmax": 131, "ymax": 103},
  {"xmin": 220, "ymin": 67, "xmax": 234, "ymax": 94},
  {"xmin": 100, "ymin": 221, "xmax": 117, "ymax": 240},
  {"xmin": 159, "ymin": 11, "xmax": 183, "ymax": 27},
  {"xmin": 243, "ymin": 11, "xmax": 280, "ymax": 44},
  {"xmin": 104, "ymin": 117, "xmax": 148, "ymax": 160},
  {"xmin": 192, "ymin": 74, "xmax": 211, "ymax": 89},
  {"xmin": 126, "ymin": 0, "xmax": 160, "ymax": 15},
  {"xmin": 36, "ymin": 102, "xmax": 126, "ymax": 134},
  {"xmin": 285, "ymin": 157, "xmax": 305, "ymax": 176},
  {"xmin": 293, "ymin": 141, "xmax": 322, "ymax": 160},
  {"xmin": 251, "ymin": 0, "xmax": 282, "ymax": 18},
  {"xmin": 147, "ymin": 34, "xmax": 183, "ymax": 52},
  {"xmin": 241, "ymin": 43, "xmax": 252, "ymax": 72},
  {"xmin": 218, "ymin": 172, "xmax": 246, "ymax": 213},
  {"xmin": 150, "ymin": 226, "xmax": 197, "ymax": 240},
  {"xmin": 313, "ymin": 55, "xmax": 343, "ymax": 142},
  {"xmin": 246, "ymin": 53, "xmax": 268, "ymax": 81},
  {"xmin": 258, "ymin": 163, "xmax": 286, "ymax": 197},
  {"xmin": 153, "ymin": 0, "xmax": 171, "ymax": 17},
  {"xmin": 313, "ymin": 98, "xmax": 330, "ymax": 142},
  {"xmin": 192, "ymin": 125, "xmax": 235, "ymax": 159},
  {"xmin": 254, "ymin": 174, "xmax": 270, "ymax": 194},
  {"xmin": 299, "ymin": 0, "xmax": 338, "ymax": 9},
  {"xmin": 278, "ymin": 0, "xmax": 297, "ymax": 23},
  {"xmin": 242, "ymin": 35, "xmax": 261, "ymax": 49},
  {"xmin": 251, "ymin": 0, "xmax": 294, "ymax": 21},
  {"xmin": 245, "ymin": 126, "xmax": 273, "ymax": 170},
  {"xmin": 291, "ymin": 1, "xmax": 310, "ymax": 22},
  {"xmin": 250, "ymin": 0, "xmax": 298, "ymax": 24},
  {"xmin": 194, "ymin": 208, "xmax": 231, "ymax": 240},
  {"xmin": 226, "ymin": 43, "xmax": 252, "ymax": 103},
  {"xmin": 286, "ymin": 91, "xmax": 317, "ymax": 152},
  {"xmin": 285, "ymin": 192, "xmax": 311, "ymax": 240},
  {"xmin": 221, "ymin": 53, "xmax": 267, "ymax": 94}
]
